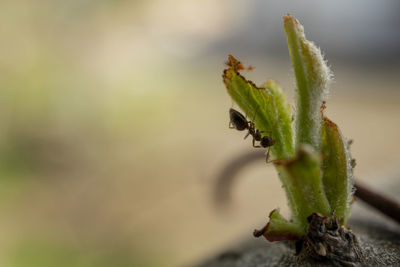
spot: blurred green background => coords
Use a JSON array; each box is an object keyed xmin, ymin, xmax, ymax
[{"xmin": 0, "ymin": 0, "xmax": 400, "ymax": 266}]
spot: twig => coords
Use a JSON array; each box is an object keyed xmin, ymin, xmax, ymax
[
  {"xmin": 354, "ymin": 182, "xmax": 400, "ymax": 224},
  {"xmin": 215, "ymin": 150, "xmax": 400, "ymax": 224}
]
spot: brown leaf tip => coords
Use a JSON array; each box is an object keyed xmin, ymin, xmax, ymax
[
  {"xmin": 323, "ymin": 116, "xmax": 338, "ymax": 130},
  {"xmin": 253, "ymin": 222, "xmax": 269, "ymax": 238},
  {"xmin": 222, "ymin": 55, "xmax": 263, "ymax": 92},
  {"xmin": 226, "ymin": 54, "xmax": 244, "ymax": 71}
]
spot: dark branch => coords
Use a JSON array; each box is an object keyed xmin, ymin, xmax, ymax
[{"xmin": 215, "ymin": 150, "xmax": 400, "ymax": 224}]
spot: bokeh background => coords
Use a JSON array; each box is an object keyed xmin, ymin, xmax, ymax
[{"xmin": 1, "ymin": 1, "xmax": 400, "ymax": 266}]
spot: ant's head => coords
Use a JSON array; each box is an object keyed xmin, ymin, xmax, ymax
[{"xmin": 260, "ymin": 136, "xmax": 275, "ymax": 147}]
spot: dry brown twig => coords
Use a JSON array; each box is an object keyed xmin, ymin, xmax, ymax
[{"xmin": 215, "ymin": 150, "xmax": 400, "ymax": 225}]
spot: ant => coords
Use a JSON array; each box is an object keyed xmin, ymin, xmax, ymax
[{"xmin": 229, "ymin": 108, "xmax": 275, "ymax": 162}]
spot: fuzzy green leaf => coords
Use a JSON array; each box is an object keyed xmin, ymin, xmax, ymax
[
  {"xmin": 276, "ymin": 145, "xmax": 331, "ymax": 228},
  {"xmin": 254, "ymin": 209, "xmax": 304, "ymax": 242},
  {"xmin": 223, "ymin": 55, "xmax": 294, "ymax": 159},
  {"xmin": 283, "ymin": 15, "xmax": 332, "ymax": 151},
  {"xmin": 321, "ymin": 117, "xmax": 354, "ymax": 222},
  {"xmin": 223, "ymin": 55, "xmax": 298, "ymax": 220},
  {"xmin": 261, "ymin": 79, "xmax": 294, "ymax": 158}
]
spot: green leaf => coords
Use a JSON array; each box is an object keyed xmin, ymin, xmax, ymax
[
  {"xmin": 223, "ymin": 55, "xmax": 294, "ymax": 160},
  {"xmin": 260, "ymin": 80, "xmax": 294, "ymax": 158},
  {"xmin": 283, "ymin": 15, "xmax": 332, "ymax": 151},
  {"xmin": 223, "ymin": 55, "xmax": 298, "ymax": 220},
  {"xmin": 276, "ymin": 145, "xmax": 331, "ymax": 227},
  {"xmin": 321, "ymin": 117, "xmax": 355, "ymax": 222},
  {"xmin": 254, "ymin": 209, "xmax": 304, "ymax": 241}
]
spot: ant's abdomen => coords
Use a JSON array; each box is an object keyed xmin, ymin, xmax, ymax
[{"xmin": 229, "ymin": 108, "xmax": 248, "ymax": 131}]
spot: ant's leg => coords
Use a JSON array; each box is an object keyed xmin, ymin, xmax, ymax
[
  {"xmin": 244, "ymin": 86, "xmax": 252, "ymax": 119},
  {"xmin": 259, "ymin": 115, "xmax": 281, "ymax": 140},
  {"xmin": 250, "ymin": 105, "xmax": 261, "ymax": 128},
  {"xmin": 268, "ymin": 113, "xmax": 283, "ymax": 135},
  {"xmin": 259, "ymin": 129, "xmax": 272, "ymax": 136},
  {"xmin": 252, "ymin": 137, "xmax": 262, "ymax": 148},
  {"xmin": 251, "ymin": 106, "xmax": 257, "ymax": 123},
  {"xmin": 259, "ymin": 112, "xmax": 281, "ymax": 136},
  {"xmin": 272, "ymin": 115, "xmax": 281, "ymax": 129},
  {"xmin": 244, "ymin": 131, "xmax": 250, "ymax": 140},
  {"xmin": 265, "ymin": 148, "xmax": 281, "ymax": 164},
  {"xmin": 265, "ymin": 147, "xmax": 272, "ymax": 163}
]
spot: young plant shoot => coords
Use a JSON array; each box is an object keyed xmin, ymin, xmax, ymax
[{"xmin": 223, "ymin": 15, "xmax": 360, "ymax": 263}]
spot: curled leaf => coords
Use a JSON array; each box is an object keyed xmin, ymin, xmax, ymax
[
  {"xmin": 321, "ymin": 117, "xmax": 355, "ymax": 222},
  {"xmin": 223, "ymin": 55, "xmax": 298, "ymax": 220},
  {"xmin": 254, "ymin": 209, "xmax": 303, "ymax": 242},
  {"xmin": 223, "ymin": 55, "xmax": 294, "ymax": 159}
]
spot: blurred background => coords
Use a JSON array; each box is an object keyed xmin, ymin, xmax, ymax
[{"xmin": 1, "ymin": 0, "xmax": 400, "ymax": 266}]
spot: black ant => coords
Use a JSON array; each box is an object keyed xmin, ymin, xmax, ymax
[{"xmin": 229, "ymin": 108, "xmax": 275, "ymax": 162}]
